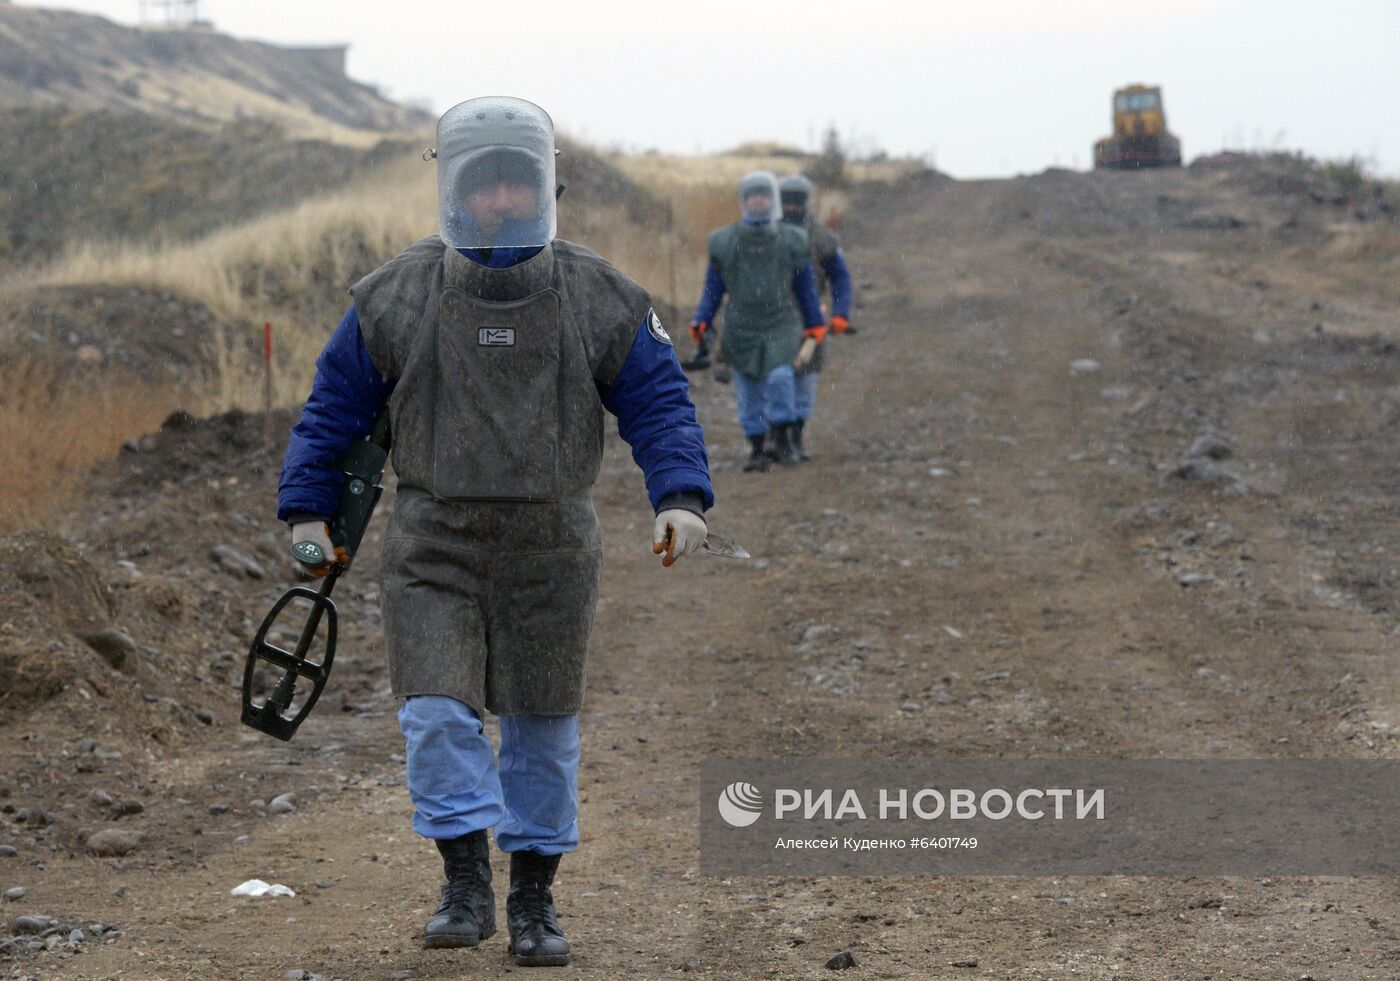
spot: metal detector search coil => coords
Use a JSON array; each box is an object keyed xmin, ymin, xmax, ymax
[{"xmin": 241, "ymin": 573, "xmax": 339, "ymax": 740}]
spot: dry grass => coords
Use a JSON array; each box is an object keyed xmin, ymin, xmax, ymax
[
  {"xmin": 1306, "ymin": 223, "xmax": 1400, "ymax": 308},
  {"xmin": 12, "ymin": 150, "xmax": 745, "ymax": 409},
  {"xmin": 126, "ymin": 67, "xmax": 424, "ymax": 148},
  {"xmin": 609, "ymin": 151, "xmax": 923, "ymax": 188},
  {"xmin": 0, "ymin": 352, "xmax": 181, "ymax": 530},
  {"xmin": 607, "ymin": 151, "xmax": 924, "ymax": 240},
  {"xmin": 560, "ymin": 180, "xmax": 736, "ymax": 323},
  {"xmin": 21, "ymin": 155, "xmax": 434, "ymax": 320},
  {"xmin": 0, "ymin": 144, "xmax": 908, "ymax": 526},
  {"xmin": 9, "ymin": 155, "xmax": 437, "ymax": 413},
  {"xmin": 15, "ymin": 146, "xmax": 909, "ymax": 367},
  {"xmin": 605, "ymin": 151, "xmax": 922, "ymax": 319},
  {"xmin": 609, "ymin": 150, "xmax": 925, "ymax": 228},
  {"xmin": 1323, "ymin": 223, "xmax": 1400, "ymax": 262}
]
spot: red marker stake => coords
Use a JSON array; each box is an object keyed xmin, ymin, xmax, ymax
[{"xmin": 263, "ymin": 322, "xmax": 274, "ymax": 444}]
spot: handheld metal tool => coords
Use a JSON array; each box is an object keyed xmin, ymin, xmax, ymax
[
  {"xmin": 700, "ymin": 532, "xmax": 750, "ymax": 559},
  {"xmin": 241, "ymin": 412, "xmax": 391, "ymax": 741},
  {"xmin": 680, "ymin": 330, "xmax": 712, "ymax": 372},
  {"xmin": 657, "ymin": 527, "xmax": 751, "ymax": 566}
]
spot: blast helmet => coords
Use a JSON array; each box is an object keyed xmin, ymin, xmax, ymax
[
  {"xmin": 430, "ymin": 96, "xmax": 557, "ymax": 249},
  {"xmin": 778, "ymin": 174, "xmax": 814, "ymax": 225},
  {"xmin": 737, "ymin": 170, "xmax": 781, "ymax": 227}
]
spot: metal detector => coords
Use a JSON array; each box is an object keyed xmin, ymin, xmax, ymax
[{"xmin": 241, "ymin": 411, "xmax": 390, "ymax": 741}]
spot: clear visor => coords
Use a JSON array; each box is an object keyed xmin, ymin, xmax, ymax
[
  {"xmin": 435, "ymin": 97, "xmax": 557, "ymax": 249},
  {"xmin": 737, "ymin": 170, "xmax": 781, "ymax": 225},
  {"xmin": 779, "ymin": 175, "xmax": 813, "ymax": 223}
]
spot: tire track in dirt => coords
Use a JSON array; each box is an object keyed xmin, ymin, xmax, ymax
[{"xmin": 665, "ymin": 177, "xmax": 1400, "ymax": 977}]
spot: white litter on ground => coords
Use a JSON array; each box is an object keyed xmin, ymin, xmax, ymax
[{"xmin": 231, "ymin": 879, "xmax": 296, "ymax": 898}]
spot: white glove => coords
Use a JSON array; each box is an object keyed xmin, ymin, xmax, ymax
[
  {"xmin": 795, "ymin": 336, "xmax": 818, "ymax": 369},
  {"xmin": 652, "ymin": 509, "xmax": 707, "ymax": 567},
  {"xmin": 290, "ymin": 521, "xmax": 346, "ymax": 577}
]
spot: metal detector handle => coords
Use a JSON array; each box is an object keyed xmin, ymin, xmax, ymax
[
  {"xmin": 331, "ymin": 410, "xmax": 390, "ymax": 561},
  {"xmin": 289, "ymin": 529, "xmax": 348, "ymax": 570},
  {"xmin": 290, "ymin": 539, "xmax": 330, "ymax": 567},
  {"xmin": 289, "ymin": 409, "xmax": 391, "ymax": 570}
]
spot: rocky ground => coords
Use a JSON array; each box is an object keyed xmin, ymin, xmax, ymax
[{"xmin": 3, "ymin": 158, "xmax": 1400, "ymax": 978}]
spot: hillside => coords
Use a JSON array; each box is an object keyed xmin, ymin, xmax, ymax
[
  {"xmin": 0, "ymin": 4, "xmax": 436, "ymax": 265},
  {"xmin": 0, "ymin": 4, "xmax": 427, "ymax": 141},
  {"xmin": 0, "ymin": 108, "xmax": 410, "ymax": 264}
]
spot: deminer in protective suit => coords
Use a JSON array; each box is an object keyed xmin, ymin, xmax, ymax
[
  {"xmin": 276, "ymin": 97, "xmax": 713, "ymax": 967},
  {"xmin": 689, "ymin": 171, "xmax": 826, "ymax": 472},
  {"xmin": 778, "ymin": 174, "xmax": 854, "ymax": 461}
]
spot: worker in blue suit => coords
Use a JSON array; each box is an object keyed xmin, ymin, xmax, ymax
[
  {"xmin": 690, "ymin": 171, "xmax": 825, "ymax": 471},
  {"xmin": 278, "ymin": 97, "xmax": 712, "ymax": 968},
  {"xmin": 778, "ymin": 174, "xmax": 854, "ymax": 460}
]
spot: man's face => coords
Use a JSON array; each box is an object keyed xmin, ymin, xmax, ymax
[
  {"xmin": 782, "ymin": 202, "xmax": 806, "ymax": 222},
  {"xmin": 743, "ymin": 192, "xmax": 772, "ymax": 220},
  {"xmin": 465, "ymin": 181, "xmax": 539, "ymax": 237}
]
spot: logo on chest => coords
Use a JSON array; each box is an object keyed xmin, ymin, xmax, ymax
[{"xmin": 478, "ymin": 327, "xmax": 516, "ymax": 347}]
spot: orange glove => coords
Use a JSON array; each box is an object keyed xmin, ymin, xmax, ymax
[
  {"xmin": 804, "ymin": 325, "xmax": 828, "ymax": 344},
  {"xmin": 689, "ymin": 321, "xmax": 709, "ymax": 344},
  {"xmin": 831, "ymin": 315, "xmax": 849, "ymax": 335}
]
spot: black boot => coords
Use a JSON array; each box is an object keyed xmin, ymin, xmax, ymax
[
  {"xmin": 793, "ymin": 420, "xmax": 810, "ymax": 461},
  {"xmin": 743, "ymin": 435, "xmax": 771, "ymax": 472},
  {"xmin": 507, "ymin": 851, "xmax": 571, "ymax": 967},
  {"xmin": 423, "ymin": 831, "xmax": 496, "ymax": 949},
  {"xmin": 772, "ymin": 423, "xmax": 801, "ymax": 465}
]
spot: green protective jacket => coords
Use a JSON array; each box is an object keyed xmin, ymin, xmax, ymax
[{"xmin": 709, "ymin": 221, "xmax": 810, "ymax": 380}]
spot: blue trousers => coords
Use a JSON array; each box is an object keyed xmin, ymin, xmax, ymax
[
  {"xmin": 794, "ymin": 369, "xmax": 820, "ymax": 422},
  {"xmin": 398, "ymin": 695, "xmax": 579, "ymax": 854},
  {"xmin": 734, "ymin": 363, "xmax": 797, "ymax": 438}
]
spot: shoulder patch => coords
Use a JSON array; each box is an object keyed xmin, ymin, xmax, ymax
[{"xmin": 646, "ymin": 309, "xmax": 672, "ymax": 346}]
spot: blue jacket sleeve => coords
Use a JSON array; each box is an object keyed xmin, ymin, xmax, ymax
[
  {"xmin": 692, "ymin": 262, "xmax": 727, "ymax": 326},
  {"xmin": 792, "ymin": 261, "xmax": 825, "ymax": 329},
  {"xmin": 822, "ymin": 249, "xmax": 853, "ymax": 320},
  {"xmin": 277, "ymin": 305, "xmax": 393, "ymax": 522},
  {"xmin": 598, "ymin": 315, "xmax": 714, "ymax": 512}
]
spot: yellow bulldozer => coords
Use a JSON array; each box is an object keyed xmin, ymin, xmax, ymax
[{"xmin": 1094, "ymin": 84, "xmax": 1182, "ymax": 170}]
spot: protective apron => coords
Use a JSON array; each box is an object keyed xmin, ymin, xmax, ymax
[
  {"xmin": 709, "ymin": 221, "xmax": 810, "ymax": 381},
  {"xmin": 353, "ymin": 238, "xmax": 648, "ymax": 715}
]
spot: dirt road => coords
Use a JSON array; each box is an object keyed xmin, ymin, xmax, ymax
[{"xmin": 6, "ymin": 164, "xmax": 1400, "ymax": 978}]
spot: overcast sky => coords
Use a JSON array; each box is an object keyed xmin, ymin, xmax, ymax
[{"xmin": 17, "ymin": 0, "xmax": 1400, "ymax": 178}]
